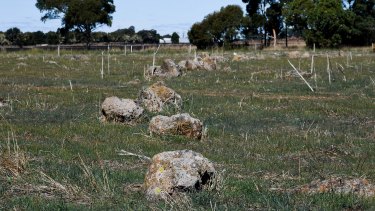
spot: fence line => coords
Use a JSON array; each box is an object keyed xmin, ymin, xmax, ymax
[{"xmin": 0, "ymin": 43, "xmax": 195, "ymax": 52}]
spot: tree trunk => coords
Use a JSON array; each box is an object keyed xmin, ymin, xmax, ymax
[
  {"xmin": 84, "ymin": 26, "xmax": 92, "ymax": 50},
  {"xmin": 273, "ymin": 29, "xmax": 277, "ymax": 48}
]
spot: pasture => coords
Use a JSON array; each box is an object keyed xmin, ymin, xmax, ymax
[{"xmin": 0, "ymin": 47, "xmax": 374, "ymax": 210}]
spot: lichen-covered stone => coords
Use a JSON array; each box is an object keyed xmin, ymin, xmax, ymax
[
  {"xmin": 138, "ymin": 81, "xmax": 182, "ymax": 112},
  {"xmin": 146, "ymin": 59, "xmax": 182, "ymax": 78},
  {"xmin": 149, "ymin": 113, "xmax": 203, "ymax": 139},
  {"xmin": 144, "ymin": 150, "xmax": 215, "ymax": 200},
  {"xmin": 101, "ymin": 97, "xmax": 144, "ymax": 125}
]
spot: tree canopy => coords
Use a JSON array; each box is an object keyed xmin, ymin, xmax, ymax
[
  {"xmin": 188, "ymin": 5, "xmax": 245, "ymax": 49},
  {"xmin": 36, "ymin": 0, "xmax": 116, "ymax": 47},
  {"xmin": 241, "ymin": 0, "xmax": 375, "ymax": 48}
]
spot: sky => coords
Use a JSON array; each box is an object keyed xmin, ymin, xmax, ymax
[{"xmin": 0, "ymin": 0, "xmax": 245, "ymax": 41}]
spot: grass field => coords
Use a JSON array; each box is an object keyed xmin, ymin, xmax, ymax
[{"xmin": 0, "ymin": 47, "xmax": 374, "ymax": 210}]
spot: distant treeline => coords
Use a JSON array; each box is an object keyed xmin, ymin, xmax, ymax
[
  {"xmin": 188, "ymin": 1, "xmax": 375, "ymax": 49},
  {"xmin": 0, "ymin": 26, "xmax": 180, "ymax": 47}
]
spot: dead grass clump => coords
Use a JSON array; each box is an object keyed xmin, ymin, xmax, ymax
[
  {"xmin": 7, "ymin": 171, "xmax": 91, "ymax": 205},
  {"xmin": 0, "ymin": 138, "xmax": 27, "ymax": 178}
]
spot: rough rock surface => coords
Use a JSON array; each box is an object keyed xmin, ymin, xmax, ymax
[
  {"xmin": 149, "ymin": 113, "xmax": 203, "ymax": 139},
  {"xmin": 292, "ymin": 176, "xmax": 375, "ymax": 198},
  {"xmin": 232, "ymin": 54, "xmax": 249, "ymax": 61},
  {"xmin": 138, "ymin": 81, "xmax": 182, "ymax": 112},
  {"xmin": 144, "ymin": 150, "xmax": 215, "ymax": 200},
  {"xmin": 101, "ymin": 97, "xmax": 144, "ymax": 124},
  {"xmin": 178, "ymin": 53, "xmax": 226, "ymax": 72},
  {"xmin": 146, "ymin": 59, "xmax": 182, "ymax": 78}
]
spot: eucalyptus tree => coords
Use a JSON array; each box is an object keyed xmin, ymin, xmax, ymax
[{"xmin": 36, "ymin": 0, "xmax": 116, "ymax": 48}]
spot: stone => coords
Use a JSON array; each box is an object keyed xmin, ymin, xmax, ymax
[
  {"xmin": 232, "ymin": 54, "xmax": 249, "ymax": 62},
  {"xmin": 201, "ymin": 57, "xmax": 217, "ymax": 71},
  {"xmin": 144, "ymin": 150, "xmax": 215, "ymax": 200},
  {"xmin": 0, "ymin": 98, "xmax": 8, "ymax": 108},
  {"xmin": 138, "ymin": 81, "xmax": 182, "ymax": 112},
  {"xmin": 101, "ymin": 97, "xmax": 144, "ymax": 125},
  {"xmin": 149, "ymin": 113, "xmax": 203, "ymax": 140},
  {"xmin": 146, "ymin": 59, "xmax": 182, "ymax": 78},
  {"xmin": 292, "ymin": 176, "xmax": 375, "ymax": 198},
  {"xmin": 178, "ymin": 60, "xmax": 201, "ymax": 71}
]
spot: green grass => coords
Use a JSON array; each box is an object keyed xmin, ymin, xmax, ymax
[{"xmin": 0, "ymin": 47, "xmax": 374, "ymax": 210}]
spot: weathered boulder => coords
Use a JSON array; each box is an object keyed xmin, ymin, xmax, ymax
[
  {"xmin": 201, "ymin": 57, "xmax": 217, "ymax": 71},
  {"xmin": 178, "ymin": 59, "xmax": 201, "ymax": 71},
  {"xmin": 178, "ymin": 57, "xmax": 217, "ymax": 71},
  {"xmin": 146, "ymin": 59, "xmax": 182, "ymax": 78},
  {"xmin": 138, "ymin": 81, "xmax": 182, "ymax": 112},
  {"xmin": 144, "ymin": 150, "xmax": 215, "ymax": 200},
  {"xmin": 149, "ymin": 113, "xmax": 203, "ymax": 139},
  {"xmin": 232, "ymin": 54, "xmax": 249, "ymax": 62},
  {"xmin": 101, "ymin": 97, "xmax": 144, "ymax": 125},
  {"xmin": 291, "ymin": 176, "xmax": 375, "ymax": 198}
]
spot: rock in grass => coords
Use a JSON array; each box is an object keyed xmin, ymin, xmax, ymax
[
  {"xmin": 178, "ymin": 55, "xmax": 226, "ymax": 71},
  {"xmin": 0, "ymin": 98, "xmax": 8, "ymax": 108},
  {"xmin": 138, "ymin": 81, "xmax": 182, "ymax": 112},
  {"xmin": 291, "ymin": 176, "xmax": 375, "ymax": 198},
  {"xmin": 144, "ymin": 150, "xmax": 215, "ymax": 200},
  {"xmin": 149, "ymin": 113, "xmax": 203, "ymax": 139},
  {"xmin": 101, "ymin": 97, "xmax": 144, "ymax": 125},
  {"xmin": 146, "ymin": 59, "xmax": 182, "ymax": 78}
]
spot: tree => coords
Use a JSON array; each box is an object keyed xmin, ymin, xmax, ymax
[
  {"xmin": 137, "ymin": 29, "xmax": 160, "ymax": 44},
  {"xmin": 110, "ymin": 26, "xmax": 137, "ymax": 42},
  {"xmin": 348, "ymin": 0, "xmax": 375, "ymax": 45},
  {"xmin": 0, "ymin": 33, "xmax": 11, "ymax": 45},
  {"xmin": 171, "ymin": 32, "xmax": 180, "ymax": 44},
  {"xmin": 242, "ymin": 0, "xmax": 276, "ymax": 45},
  {"xmin": 36, "ymin": 0, "xmax": 116, "ymax": 48},
  {"xmin": 283, "ymin": 0, "xmax": 314, "ymax": 37},
  {"xmin": 304, "ymin": 0, "xmax": 353, "ymax": 48},
  {"xmin": 188, "ymin": 22, "xmax": 213, "ymax": 49},
  {"xmin": 188, "ymin": 5, "xmax": 245, "ymax": 49},
  {"xmin": 45, "ymin": 31, "xmax": 60, "ymax": 44},
  {"xmin": 5, "ymin": 28, "xmax": 25, "ymax": 47}
]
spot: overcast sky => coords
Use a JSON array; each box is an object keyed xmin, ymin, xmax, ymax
[{"xmin": 0, "ymin": 0, "xmax": 245, "ymax": 39}]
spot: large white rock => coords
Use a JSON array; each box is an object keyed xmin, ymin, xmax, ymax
[
  {"xmin": 138, "ymin": 81, "xmax": 182, "ymax": 112},
  {"xmin": 144, "ymin": 150, "xmax": 215, "ymax": 200},
  {"xmin": 149, "ymin": 113, "xmax": 203, "ymax": 140},
  {"xmin": 101, "ymin": 97, "xmax": 144, "ymax": 125}
]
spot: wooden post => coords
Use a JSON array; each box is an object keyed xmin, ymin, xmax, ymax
[
  {"xmin": 107, "ymin": 47, "xmax": 110, "ymax": 75},
  {"xmin": 101, "ymin": 51, "xmax": 104, "ymax": 79},
  {"xmin": 327, "ymin": 54, "xmax": 331, "ymax": 85},
  {"xmin": 131, "ymin": 45, "xmax": 133, "ymax": 53},
  {"xmin": 124, "ymin": 45, "xmax": 127, "ymax": 56},
  {"xmin": 273, "ymin": 29, "xmax": 277, "ymax": 49},
  {"xmin": 57, "ymin": 45, "xmax": 60, "ymax": 57}
]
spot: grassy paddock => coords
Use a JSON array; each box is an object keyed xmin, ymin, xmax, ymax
[{"xmin": 0, "ymin": 47, "xmax": 374, "ymax": 210}]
